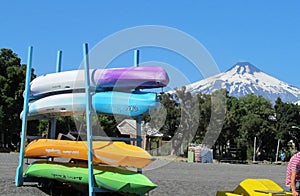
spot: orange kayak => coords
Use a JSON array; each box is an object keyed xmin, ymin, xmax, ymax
[{"xmin": 25, "ymin": 139, "xmax": 154, "ymax": 168}]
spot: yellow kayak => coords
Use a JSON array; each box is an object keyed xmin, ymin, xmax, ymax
[
  {"xmin": 25, "ymin": 139, "xmax": 154, "ymax": 168},
  {"xmin": 216, "ymin": 178, "xmax": 292, "ymax": 196}
]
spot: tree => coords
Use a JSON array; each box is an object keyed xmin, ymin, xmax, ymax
[
  {"xmin": 236, "ymin": 94, "xmax": 276, "ymax": 160},
  {"xmin": 192, "ymin": 93, "xmax": 210, "ymax": 144},
  {"xmin": 214, "ymin": 92, "xmax": 241, "ymax": 160},
  {"xmin": 144, "ymin": 88, "xmax": 200, "ymax": 155},
  {"xmin": 170, "ymin": 87, "xmax": 200, "ymax": 155},
  {"xmin": 144, "ymin": 92, "xmax": 180, "ymax": 138},
  {"xmin": 274, "ymin": 97, "xmax": 300, "ymax": 159},
  {"xmin": 96, "ymin": 114, "xmax": 119, "ymax": 137},
  {"xmin": 219, "ymin": 95, "xmax": 239, "ymax": 145},
  {"xmin": 0, "ymin": 48, "xmax": 36, "ymax": 150},
  {"xmin": 201, "ymin": 89, "xmax": 226, "ymax": 149}
]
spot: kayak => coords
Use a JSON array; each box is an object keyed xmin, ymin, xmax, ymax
[
  {"xmin": 24, "ymin": 161, "xmax": 157, "ymax": 195},
  {"xmin": 23, "ymin": 91, "xmax": 159, "ymax": 117},
  {"xmin": 216, "ymin": 178, "xmax": 291, "ymax": 196},
  {"xmin": 30, "ymin": 66, "xmax": 169, "ymax": 98},
  {"xmin": 93, "ymin": 66, "xmax": 169, "ymax": 89},
  {"xmin": 25, "ymin": 139, "xmax": 154, "ymax": 168}
]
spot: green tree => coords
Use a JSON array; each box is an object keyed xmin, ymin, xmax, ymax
[
  {"xmin": 201, "ymin": 89, "xmax": 226, "ymax": 149},
  {"xmin": 214, "ymin": 93, "xmax": 241, "ymax": 159},
  {"xmin": 96, "ymin": 114, "xmax": 119, "ymax": 137},
  {"xmin": 0, "ymin": 48, "xmax": 36, "ymax": 150},
  {"xmin": 193, "ymin": 93, "xmax": 211, "ymax": 144},
  {"xmin": 144, "ymin": 89, "xmax": 199, "ymax": 155},
  {"xmin": 274, "ymin": 97, "xmax": 300, "ymax": 159},
  {"xmin": 236, "ymin": 94, "xmax": 276, "ymax": 160},
  {"xmin": 170, "ymin": 87, "xmax": 200, "ymax": 155},
  {"xmin": 146, "ymin": 92, "xmax": 180, "ymax": 138},
  {"xmin": 219, "ymin": 95, "xmax": 239, "ymax": 144}
]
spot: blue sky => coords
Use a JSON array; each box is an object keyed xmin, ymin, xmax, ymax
[{"xmin": 1, "ymin": 1, "xmax": 300, "ymax": 88}]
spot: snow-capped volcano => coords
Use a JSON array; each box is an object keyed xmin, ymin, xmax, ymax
[{"xmin": 185, "ymin": 62, "xmax": 300, "ymax": 103}]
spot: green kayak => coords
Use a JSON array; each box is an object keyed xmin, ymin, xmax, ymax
[{"xmin": 24, "ymin": 161, "xmax": 157, "ymax": 195}]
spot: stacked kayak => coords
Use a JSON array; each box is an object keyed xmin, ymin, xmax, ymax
[
  {"xmin": 21, "ymin": 65, "xmax": 168, "ymax": 194},
  {"xmin": 24, "ymin": 91, "xmax": 159, "ymax": 117},
  {"xmin": 24, "ymin": 161, "xmax": 157, "ymax": 195},
  {"xmin": 25, "ymin": 139, "xmax": 154, "ymax": 168},
  {"xmin": 30, "ymin": 66, "xmax": 169, "ymax": 99},
  {"xmin": 23, "ymin": 66, "xmax": 169, "ymax": 118}
]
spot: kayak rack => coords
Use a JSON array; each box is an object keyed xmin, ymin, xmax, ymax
[{"xmin": 15, "ymin": 45, "xmax": 145, "ymax": 196}]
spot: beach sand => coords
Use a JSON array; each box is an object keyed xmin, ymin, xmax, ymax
[{"xmin": 0, "ymin": 153, "xmax": 287, "ymax": 196}]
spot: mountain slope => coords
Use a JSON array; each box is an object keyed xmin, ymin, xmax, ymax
[{"xmin": 184, "ymin": 62, "xmax": 300, "ymax": 103}]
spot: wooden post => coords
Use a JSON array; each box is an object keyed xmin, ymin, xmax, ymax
[
  {"xmin": 275, "ymin": 139, "xmax": 280, "ymax": 163},
  {"xmin": 253, "ymin": 137, "xmax": 256, "ymax": 163}
]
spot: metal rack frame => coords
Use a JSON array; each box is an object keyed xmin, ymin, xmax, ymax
[{"xmin": 15, "ymin": 44, "xmax": 144, "ymax": 196}]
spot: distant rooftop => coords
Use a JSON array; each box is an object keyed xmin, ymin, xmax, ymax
[{"xmin": 117, "ymin": 119, "xmax": 163, "ymax": 137}]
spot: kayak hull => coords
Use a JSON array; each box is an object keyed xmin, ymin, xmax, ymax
[
  {"xmin": 93, "ymin": 66, "xmax": 169, "ymax": 89},
  {"xmin": 25, "ymin": 139, "xmax": 153, "ymax": 168},
  {"xmin": 216, "ymin": 178, "xmax": 291, "ymax": 196},
  {"xmin": 30, "ymin": 66, "xmax": 169, "ymax": 98},
  {"xmin": 24, "ymin": 161, "xmax": 157, "ymax": 195},
  {"xmin": 24, "ymin": 91, "xmax": 159, "ymax": 117}
]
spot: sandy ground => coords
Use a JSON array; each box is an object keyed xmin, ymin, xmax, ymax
[{"xmin": 0, "ymin": 153, "xmax": 287, "ymax": 196}]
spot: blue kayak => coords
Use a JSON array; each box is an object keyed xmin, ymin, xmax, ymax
[{"xmin": 25, "ymin": 91, "xmax": 159, "ymax": 117}]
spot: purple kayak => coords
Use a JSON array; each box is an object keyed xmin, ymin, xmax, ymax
[
  {"xmin": 30, "ymin": 66, "xmax": 169, "ymax": 98},
  {"xmin": 94, "ymin": 66, "xmax": 169, "ymax": 89}
]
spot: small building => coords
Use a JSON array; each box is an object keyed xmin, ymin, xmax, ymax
[{"xmin": 117, "ymin": 119, "xmax": 163, "ymax": 151}]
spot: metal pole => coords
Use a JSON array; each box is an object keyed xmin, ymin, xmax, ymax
[
  {"xmin": 49, "ymin": 119, "xmax": 57, "ymax": 139},
  {"xmin": 136, "ymin": 115, "xmax": 142, "ymax": 148},
  {"xmin": 134, "ymin": 49, "xmax": 140, "ymax": 66},
  {"xmin": 15, "ymin": 46, "xmax": 33, "ymax": 186},
  {"xmin": 50, "ymin": 50, "xmax": 62, "ymax": 139},
  {"xmin": 275, "ymin": 139, "xmax": 280, "ymax": 162},
  {"xmin": 83, "ymin": 43, "xmax": 95, "ymax": 196},
  {"xmin": 136, "ymin": 115, "xmax": 142, "ymax": 174},
  {"xmin": 56, "ymin": 50, "xmax": 62, "ymax": 73},
  {"xmin": 134, "ymin": 49, "xmax": 142, "ymax": 174},
  {"xmin": 253, "ymin": 137, "xmax": 256, "ymax": 162},
  {"xmin": 134, "ymin": 49, "xmax": 141, "ymax": 148}
]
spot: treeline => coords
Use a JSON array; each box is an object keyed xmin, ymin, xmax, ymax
[
  {"xmin": 0, "ymin": 48, "xmax": 36, "ymax": 150},
  {"xmin": 1, "ymin": 48, "xmax": 300, "ymax": 162},
  {"xmin": 153, "ymin": 89, "xmax": 300, "ymax": 161}
]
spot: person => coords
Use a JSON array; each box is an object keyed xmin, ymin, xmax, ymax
[
  {"xmin": 281, "ymin": 151, "xmax": 286, "ymax": 162},
  {"xmin": 286, "ymin": 152, "xmax": 300, "ymax": 196}
]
